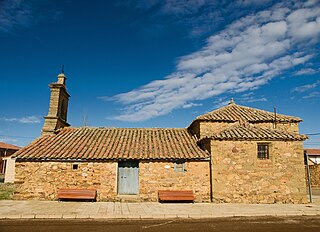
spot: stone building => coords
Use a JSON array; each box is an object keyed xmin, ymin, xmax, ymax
[
  {"xmin": 13, "ymin": 73, "xmax": 211, "ymax": 202},
  {"xmin": 305, "ymin": 149, "xmax": 320, "ymax": 188},
  {"xmin": 0, "ymin": 142, "xmax": 20, "ymax": 183},
  {"xmin": 189, "ymin": 100, "xmax": 308, "ymax": 203},
  {"xmin": 13, "ymin": 73, "xmax": 308, "ymax": 203}
]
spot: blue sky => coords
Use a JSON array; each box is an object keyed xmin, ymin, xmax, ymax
[{"xmin": 0, "ymin": 0, "xmax": 319, "ymax": 148}]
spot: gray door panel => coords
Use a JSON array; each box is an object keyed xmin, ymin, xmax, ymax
[{"xmin": 118, "ymin": 161, "xmax": 139, "ymax": 195}]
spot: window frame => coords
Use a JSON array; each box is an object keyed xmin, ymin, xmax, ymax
[
  {"xmin": 72, "ymin": 163, "xmax": 79, "ymax": 170},
  {"xmin": 257, "ymin": 143, "xmax": 270, "ymax": 160},
  {"xmin": 174, "ymin": 160, "xmax": 186, "ymax": 172}
]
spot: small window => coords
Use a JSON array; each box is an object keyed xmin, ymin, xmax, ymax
[
  {"xmin": 1, "ymin": 160, "xmax": 7, "ymax": 174},
  {"xmin": 72, "ymin": 164, "xmax": 79, "ymax": 170},
  {"xmin": 257, "ymin": 144, "xmax": 269, "ymax": 159},
  {"xmin": 174, "ymin": 160, "xmax": 186, "ymax": 172}
]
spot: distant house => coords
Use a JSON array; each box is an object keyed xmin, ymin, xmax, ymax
[
  {"xmin": 305, "ymin": 149, "xmax": 320, "ymax": 165},
  {"xmin": 13, "ymin": 73, "xmax": 308, "ymax": 203},
  {"xmin": 0, "ymin": 142, "xmax": 20, "ymax": 183},
  {"xmin": 305, "ymin": 149, "xmax": 320, "ymax": 188}
]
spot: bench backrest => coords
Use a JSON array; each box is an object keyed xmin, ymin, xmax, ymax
[
  {"xmin": 57, "ymin": 188, "xmax": 97, "ymax": 198},
  {"xmin": 158, "ymin": 190, "xmax": 194, "ymax": 196},
  {"xmin": 158, "ymin": 190, "xmax": 195, "ymax": 201}
]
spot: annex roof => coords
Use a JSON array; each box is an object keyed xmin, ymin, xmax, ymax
[
  {"xmin": 194, "ymin": 101, "xmax": 302, "ymax": 123},
  {"xmin": 201, "ymin": 125, "xmax": 308, "ymax": 141},
  {"xmin": 0, "ymin": 142, "xmax": 20, "ymax": 150},
  {"xmin": 13, "ymin": 127, "xmax": 209, "ymax": 161},
  {"xmin": 305, "ymin": 148, "xmax": 320, "ymax": 156}
]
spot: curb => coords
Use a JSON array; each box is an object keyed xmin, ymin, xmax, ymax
[{"xmin": 1, "ymin": 212, "xmax": 320, "ymax": 220}]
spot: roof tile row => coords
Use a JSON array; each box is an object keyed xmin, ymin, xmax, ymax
[
  {"xmin": 0, "ymin": 142, "xmax": 20, "ymax": 150},
  {"xmin": 14, "ymin": 127, "xmax": 209, "ymax": 161},
  {"xmin": 207, "ymin": 125, "xmax": 308, "ymax": 141},
  {"xmin": 196, "ymin": 103, "xmax": 302, "ymax": 123}
]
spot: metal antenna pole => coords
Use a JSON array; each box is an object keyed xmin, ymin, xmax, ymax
[{"xmin": 305, "ymin": 151, "xmax": 313, "ymax": 203}]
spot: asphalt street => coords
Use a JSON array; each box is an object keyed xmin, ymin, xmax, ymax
[{"xmin": 1, "ymin": 216, "xmax": 320, "ymax": 232}]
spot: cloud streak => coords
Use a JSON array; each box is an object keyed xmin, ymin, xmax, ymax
[
  {"xmin": 121, "ymin": 0, "xmax": 275, "ymax": 37},
  {"xmin": 1, "ymin": 116, "xmax": 41, "ymax": 124},
  {"xmin": 0, "ymin": 0, "xmax": 33, "ymax": 33},
  {"xmin": 294, "ymin": 68, "xmax": 318, "ymax": 76},
  {"xmin": 291, "ymin": 80, "xmax": 320, "ymax": 93},
  {"xmin": 302, "ymin": 91, "xmax": 320, "ymax": 99},
  {"xmin": 105, "ymin": 1, "xmax": 320, "ymax": 122}
]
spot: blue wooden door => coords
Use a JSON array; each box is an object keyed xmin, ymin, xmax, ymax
[{"xmin": 118, "ymin": 161, "xmax": 139, "ymax": 195}]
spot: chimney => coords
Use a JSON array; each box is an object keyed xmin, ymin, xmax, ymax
[
  {"xmin": 42, "ymin": 73, "xmax": 70, "ymax": 135},
  {"xmin": 228, "ymin": 98, "xmax": 235, "ymax": 105}
]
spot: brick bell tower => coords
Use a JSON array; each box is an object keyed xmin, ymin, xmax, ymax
[{"xmin": 42, "ymin": 72, "xmax": 70, "ymax": 135}]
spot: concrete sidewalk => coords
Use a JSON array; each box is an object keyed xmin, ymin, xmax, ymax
[{"xmin": 1, "ymin": 200, "xmax": 320, "ymax": 219}]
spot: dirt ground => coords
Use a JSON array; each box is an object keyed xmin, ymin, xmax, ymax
[{"xmin": 1, "ymin": 216, "xmax": 320, "ymax": 232}]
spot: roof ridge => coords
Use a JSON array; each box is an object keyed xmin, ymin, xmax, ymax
[
  {"xmin": 194, "ymin": 102, "xmax": 302, "ymax": 123},
  {"xmin": 0, "ymin": 141, "xmax": 21, "ymax": 150},
  {"xmin": 66, "ymin": 127, "xmax": 187, "ymax": 130}
]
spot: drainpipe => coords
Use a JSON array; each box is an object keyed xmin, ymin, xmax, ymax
[{"xmin": 305, "ymin": 151, "xmax": 313, "ymax": 203}]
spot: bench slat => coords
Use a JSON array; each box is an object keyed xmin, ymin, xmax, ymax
[
  {"xmin": 57, "ymin": 188, "xmax": 97, "ymax": 201},
  {"xmin": 158, "ymin": 190, "xmax": 195, "ymax": 202}
]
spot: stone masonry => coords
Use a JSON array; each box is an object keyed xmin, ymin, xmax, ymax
[
  {"xmin": 139, "ymin": 161, "xmax": 210, "ymax": 202},
  {"xmin": 189, "ymin": 121, "xmax": 299, "ymax": 140},
  {"xmin": 14, "ymin": 160, "xmax": 210, "ymax": 202},
  {"xmin": 42, "ymin": 73, "xmax": 70, "ymax": 135},
  {"xmin": 309, "ymin": 164, "xmax": 320, "ymax": 187},
  {"xmin": 208, "ymin": 140, "xmax": 307, "ymax": 203}
]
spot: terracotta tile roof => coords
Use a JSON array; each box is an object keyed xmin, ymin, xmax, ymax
[
  {"xmin": 13, "ymin": 127, "xmax": 209, "ymax": 161},
  {"xmin": 305, "ymin": 148, "xmax": 320, "ymax": 155},
  {"xmin": 0, "ymin": 142, "xmax": 20, "ymax": 150},
  {"xmin": 195, "ymin": 102, "xmax": 302, "ymax": 123},
  {"xmin": 203, "ymin": 125, "xmax": 308, "ymax": 141}
]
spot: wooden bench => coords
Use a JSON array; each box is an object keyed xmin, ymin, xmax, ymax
[
  {"xmin": 57, "ymin": 188, "xmax": 97, "ymax": 201},
  {"xmin": 158, "ymin": 190, "xmax": 195, "ymax": 203}
]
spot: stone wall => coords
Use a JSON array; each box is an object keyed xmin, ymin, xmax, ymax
[
  {"xmin": 139, "ymin": 161, "xmax": 210, "ymax": 202},
  {"xmin": 4, "ymin": 157, "xmax": 15, "ymax": 183},
  {"xmin": 210, "ymin": 140, "xmax": 307, "ymax": 203},
  {"xmin": 14, "ymin": 160, "xmax": 210, "ymax": 202},
  {"xmin": 42, "ymin": 78, "xmax": 69, "ymax": 135},
  {"xmin": 199, "ymin": 122, "xmax": 236, "ymax": 139},
  {"xmin": 253, "ymin": 122, "xmax": 299, "ymax": 133},
  {"xmin": 14, "ymin": 161, "xmax": 117, "ymax": 201},
  {"xmin": 189, "ymin": 121, "xmax": 300, "ymax": 140},
  {"xmin": 309, "ymin": 164, "xmax": 320, "ymax": 187},
  {"xmin": 188, "ymin": 121, "xmax": 236, "ymax": 139}
]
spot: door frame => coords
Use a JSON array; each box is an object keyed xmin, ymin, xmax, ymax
[{"xmin": 117, "ymin": 160, "xmax": 139, "ymax": 195}]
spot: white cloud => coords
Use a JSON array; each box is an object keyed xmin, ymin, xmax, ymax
[
  {"xmin": 294, "ymin": 68, "xmax": 318, "ymax": 76},
  {"xmin": 0, "ymin": 137, "xmax": 18, "ymax": 144},
  {"xmin": 1, "ymin": 116, "xmax": 41, "ymax": 124},
  {"xmin": 239, "ymin": 92, "xmax": 267, "ymax": 103},
  {"xmin": 212, "ymin": 98, "xmax": 231, "ymax": 109},
  {"xmin": 182, "ymin": 103, "xmax": 202, "ymax": 109},
  {"xmin": 0, "ymin": 0, "xmax": 63, "ymax": 33},
  {"xmin": 0, "ymin": 0, "xmax": 33, "ymax": 33},
  {"xmin": 122, "ymin": 0, "xmax": 276, "ymax": 37},
  {"xmin": 287, "ymin": 6, "xmax": 320, "ymax": 41},
  {"xmin": 302, "ymin": 91, "xmax": 320, "ymax": 99},
  {"xmin": 304, "ymin": 0, "xmax": 319, "ymax": 7},
  {"xmin": 291, "ymin": 80, "xmax": 320, "ymax": 93},
  {"xmin": 106, "ymin": 2, "xmax": 320, "ymax": 121}
]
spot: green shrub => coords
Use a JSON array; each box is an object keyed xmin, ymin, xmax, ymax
[{"xmin": 0, "ymin": 183, "xmax": 15, "ymax": 200}]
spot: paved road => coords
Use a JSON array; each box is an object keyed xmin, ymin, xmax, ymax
[
  {"xmin": 1, "ymin": 200, "xmax": 320, "ymax": 219},
  {"xmin": 1, "ymin": 216, "xmax": 320, "ymax": 232}
]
